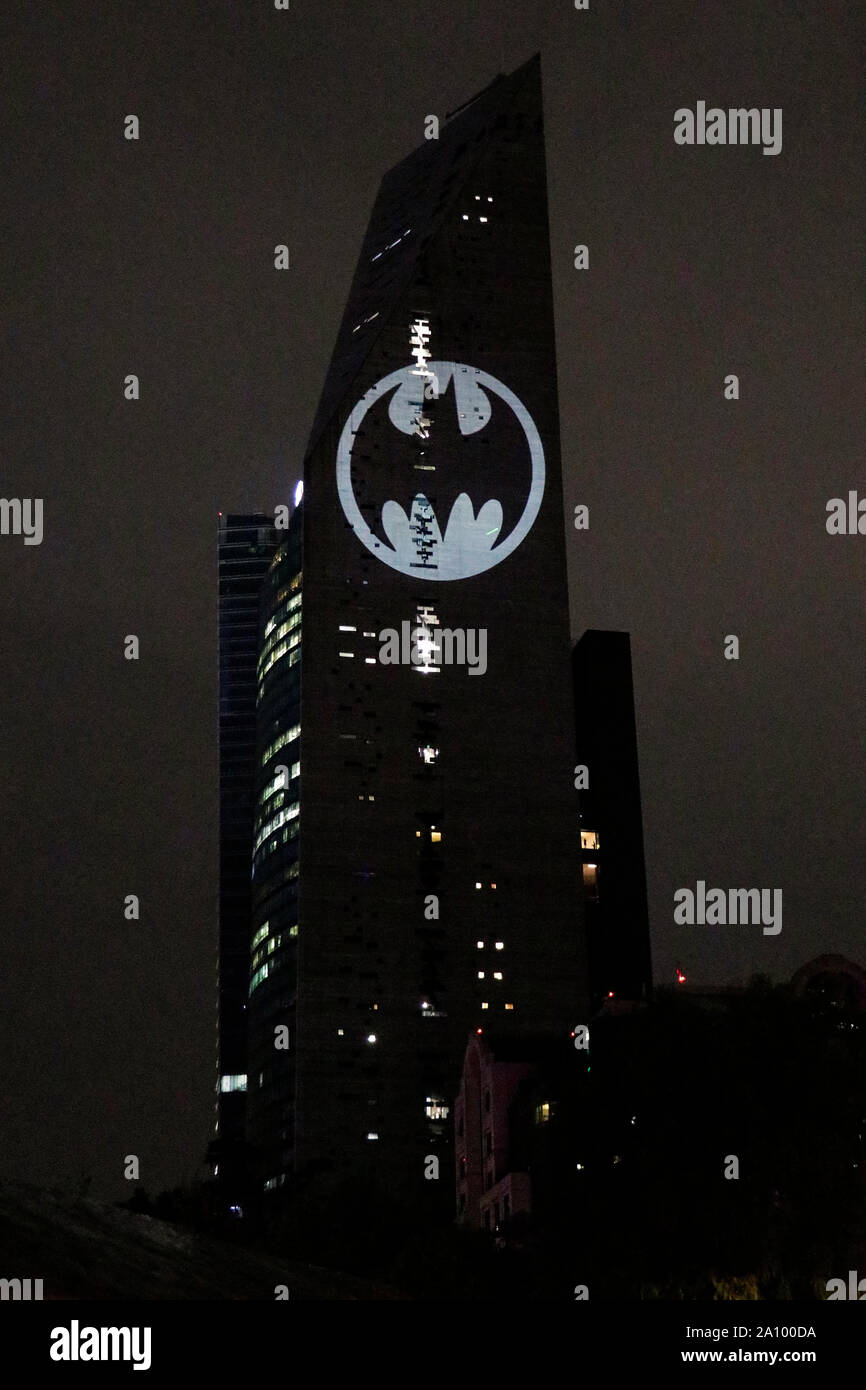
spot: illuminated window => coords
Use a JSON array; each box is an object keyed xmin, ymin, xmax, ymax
[
  {"xmin": 504, "ymin": 1003, "xmax": 514, "ymax": 1011},
  {"xmin": 475, "ymin": 881, "xmax": 482, "ymax": 889},
  {"xmin": 258, "ymin": 631, "xmax": 301, "ymax": 685},
  {"xmin": 583, "ymin": 863, "xmax": 599, "ymax": 900},
  {"xmin": 481, "ymin": 1002, "xmax": 489, "ymax": 1010},
  {"xmin": 425, "ymin": 1097, "xmax": 450, "ymax": 1120},
  {"xmin": 493, "ymin": 971, "xmax": 503, "ymax": 981},
  {"xmin": 581, "ymin": 830, "xmax": 599, "ymax": 850},
  {"xmin": 339, "ymin": 625, "xmax": 356, "ymax": 633},
  {"xmin": 220, "ymin": 1074, "xmax": 247, "ymax": 1093},
  {"xmin": 418, "ymin": 745, "xmax": 439, "ymax": 764},
  {"xmin": 366, "ymin": 1132, "xmax": 379, "ymax": 1141},
  {"xmin": 249, "ymin": 963, "xmax": 270, "ymax": 993},
  {"xmin": 258, "ymin": 762, "xmax": 299, "ymax": 806},
  {"xmin": 264, "ymin": 592, "xmax": 302, "ymax": 640},
  {"xmin": 260, "ymin": 723, "xmax": 301, "ymax": 769},
  {"xmin": 253, "ymin": 802, "xmax": 299, "ymax": 856},
  {"xmin": 251, "ymin": 922, "xmax": 269, "ymax": 950},
  {"xmin": 477, "ymin": 971, "xmax": 485, "ymax": 980},
  {"xmin": 476, "ymin": 940, "xmax": 484, "ymax": 949},
  {"xmin": 535, "ymin": 1102, "xmax": 550, "ymax": 1124},
  {"xmin": 337, "ymin": 1029, "xmax": 344, "ymax": 1036},
  {"xmin": 366, "ymin": 1033, "xmax": 377, "ymax": 1044},
  {"xmin": 494, "ymin": 941, "xmax": 504, "ymax": 951},
  {"xmin": 260, "ymin": 619, "xmax": 302, "ymax": 667},
  {"xmin": 430, "ymin": 828, "xmax": 442, "ymax": 843},
  {"xmin": 339, "ymin": 651, "xmax": 354, "ymax": 658}
]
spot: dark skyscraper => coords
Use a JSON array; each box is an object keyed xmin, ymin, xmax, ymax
[
  {"xmin": 243, "ymin": 55, "xmax": 587, "ymax": 1200},
  {"xmin": 216, "ymin": 514, "xmax": 278, "ymax": 1194},
  {"xmin": 246, "ymin": 505, "xmax": 303, "ymax": 1190},
  {"xmin": 573, "ymin": 630, "xmax": 652, "ymax": 1008}
]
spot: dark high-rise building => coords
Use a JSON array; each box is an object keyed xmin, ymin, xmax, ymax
[
  {"xmin": 245, "ymin": 55, "xmax": 587, "ymax": 1200},
  {"xmin": 572, "ymin": 630, "xmax": 652, "ymax": 1008},
  {"xmin": 216, "ymin": 514, "xmax": 278, "ymax": 1195},
  {"xmin": 246, "ymin": 505, "xmax": 303, "ymax": 1190}
]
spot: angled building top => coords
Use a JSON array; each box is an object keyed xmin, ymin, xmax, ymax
[{"xmin": 302, "ymin": 54, "xmax": 543, "ymax": 465}]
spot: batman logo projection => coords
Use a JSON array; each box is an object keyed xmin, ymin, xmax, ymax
[{"xmin": 336, "ymin": 362, "xmax": 546, "ymax": 582}]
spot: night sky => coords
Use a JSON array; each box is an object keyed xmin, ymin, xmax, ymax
[{"xmin": 2, "ymin": 0, "xmax": 863, "ymax": 1200}]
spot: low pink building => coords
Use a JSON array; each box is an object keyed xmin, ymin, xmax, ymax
[{"xmin": 454, "ymin": 1032, "xmax": 537, "ymax": 1235}]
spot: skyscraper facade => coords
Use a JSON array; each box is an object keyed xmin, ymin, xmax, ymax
[
  {"xmin": 244, "ymin": 55, "xmax": 587, "ymax": 1199},
  {"xmin": 216, "ymin": 514, "xmax": 278, "ymax": 1193},
  {"xmin": 572, "ymin": 630, "xmax": 652, "ymax": 1008},
  {"xmin": 246, "ymin": 508, "xmax": 303, "ymax": 1189}
]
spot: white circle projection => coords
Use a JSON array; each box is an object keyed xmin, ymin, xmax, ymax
[{"xmin": 336, "ymin": 361, "xmax": 545, "ymax": 582}]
